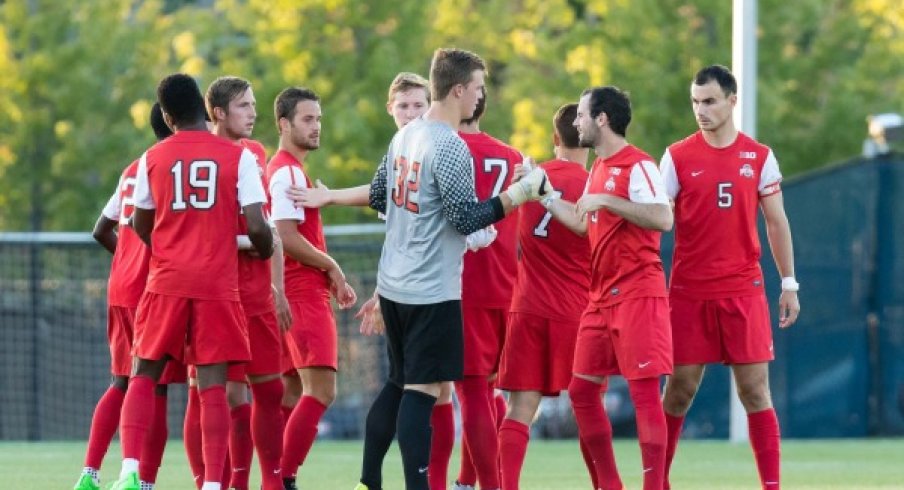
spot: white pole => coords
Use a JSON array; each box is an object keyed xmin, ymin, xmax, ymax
[{"xmin": 730, "ymin": 0, "xmax": 757, "ymax": 444}]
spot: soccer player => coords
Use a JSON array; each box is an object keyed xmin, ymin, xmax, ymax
[
  {"xmin": 453, "ymin": 89, "xmax": 523, "ymax": 490},
  {"xmin": 74, "ymin": 103, "xmax": 177, "ymax": 490},
  {"xmin": 355, "ymin": 47, "xmax": 551, "ymax": 490},
  {"xmin": 202, "ymin": 75, "xmax": 288, "ymax": 490},
  {"xmin": 659, "ymin": 64, "xmax": 800, "ymax": 490},
  {"xmin": 495, "ymin": 103, "xmax": 593, "ymax": 490},
  {"xmin": 108, "ymin": 73, "xmax": 272, "ymax": 490},
  {"xmin": 267, "ymin": 86, "xmax": 357, "ymax": 490},
  {"xmin": 544, "ymin": 86, "xmax": 673, "ymax": 490}
]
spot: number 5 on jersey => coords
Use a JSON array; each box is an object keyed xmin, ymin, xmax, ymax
[{"xmin": 391, "ymin": 156, "xmax": 421, "ymax": 213}]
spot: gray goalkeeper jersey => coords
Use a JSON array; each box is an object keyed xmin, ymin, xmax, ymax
[{"xmin": 369, "ymin": 117, "xmax": 500, "ymax": 305}]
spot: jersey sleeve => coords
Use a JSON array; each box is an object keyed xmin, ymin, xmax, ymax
[
  {"xmin": 434, "ymin": 137, "xmax": 500, "ymax": 235},
  {"xmin": 268, "ymin": 165, "xmax": 306, "ymax": 222},
  {"xmin": 101, "ymin": 177, "xmax": 123, "ymax": 220},
  {"xmin": 758, "ymin": 149, "xmax": 782, "ymax": 197},
  {"xmin": 628, "ymin": 161, "xmax": 669, "ymax": 205},
  {"xmin": 237, "ymin": 148, "xmax": 267, "ymax": 207},
  {"xmin": 132, "ymin": 152, "xmax": 155, "ymax": 210},
  {"xmin": 659, "ymin": 149, "xmax": 680, "ymax": 200}
]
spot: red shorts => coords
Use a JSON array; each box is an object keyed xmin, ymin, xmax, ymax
[
  {"xmin": 462, "ymin": 306, "xmax": 507, "ymax": 376},
  {"xmin": 133, "ymin": 292, "xmax": 250, "ymax": 366},
  {"xmin": 497, "ymin": 312, "xmax": 579, "ymax": 395},
  {"xmin": 573, "ymin": 297, "xmax": 672, "ymax": 380},
  {"xmin": 280, "ymin": 331, "xmax": 296, "ymax": 376},
  {"xmin": 187, "ymin": 363, "xmax": 246, "ymax": 383},
  {"xmin": 107, "ymin": 306, "xmax": 136, "ymax": 377},
  {"xmin": 670, "ymin": 293, "xmax": 774, "ymax": 365},
  {"xmin": 245, "ymin": 310, "xmax": 283, "ymax": 375},
  {"xmin": 158, "ymin": 359, "xmax": 188, "ymax": 384},
  {"xmin": 286, "ymin": 290, "xmax": 337, "ymax": 370}
]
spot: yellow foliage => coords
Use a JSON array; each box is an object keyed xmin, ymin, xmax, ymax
[
  {"xmin": 130, "ymin": 100, "xmax": 152, "ymax": 130},
  {"xmin": 510, "ymin": 30, "xmax": 538, "ymax": 59},
  {"xmin": 54, "ymin": 121, "xmax": 73, "ymax": 139},
  {"xmin": 181, "ymin": 56, "xmax": 206, "ymax": 77},
  {"xmin": 0, "ymin": 144, "xmax": 14, "ymax": 172},
  {"xmin": 172, "ymin": 31, "xmax": 196, "ymax": 60},
  {"xmin": 282, "ymin": 53, "xmax": 312, "ymax": 84},
  {"xmin": 510, "ymin": 99, "xmax": 549, "ymax": 159}
]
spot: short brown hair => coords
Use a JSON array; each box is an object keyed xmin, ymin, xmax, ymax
[
  {"xmin": 205, "ymin": 76, "xmax": 251, "ymax": 120},
  {"xmin": 429, "ymin": 48, "xmax": 487, "ymax": 101},
  {"xmin": 554, "ymin": 103, "xmax": 580, "ymax": 148},
  {"xmin": 387, "ymin": 72, "xmax": 430, "ymax": 105},
  {"xmin": 274, "ymin": 86, "xmax": 320, "ymax": 127}
]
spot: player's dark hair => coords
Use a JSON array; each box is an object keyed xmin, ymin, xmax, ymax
[
  {"xmin": 554, "ymin": 103, "xmax": 580, "ymax": 149},
  {"xmin": 156, "ymin": 73, "xmax": 207, "ymax": 128},
  {"xmin": 206, "ymin": 76, "xmax": 252, "ymax": 120},
  {"xmin": 694, "ymin": 64, "xmax": 737, "ymax": 96},
  {"xmin": 430, "ymin": 48, "xmax": 487, "ymax": 101},
  {"xmin": 149, "ymin": 102, "xmax": 173, "ymax": 141},
  {"xmin": 460, "ymin": 88, "xmax": 486, "ymax": 125},
  {"xmin": 388, "ymin": 72, "xmax": 430, "ymax": 104},
  {"xmin": 581, "ymin": 86, "xmax": 631, "ymax": 137},
  {"xmin": 274, "ymin": 87, "xmax": 320, "ymax": 127}
]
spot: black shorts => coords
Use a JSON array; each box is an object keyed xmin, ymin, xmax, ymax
[{"xmin": 379, "ymin": 296, "xmax": 464, "ymax": 386}]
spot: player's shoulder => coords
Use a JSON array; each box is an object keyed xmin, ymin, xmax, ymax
[
  {"xmin": 542, "ymin": 159, "xmax": 589, "ymax": 178},
  {"xmin": 122, "ymin": 158, "xmax": 141, "ymax": 177},
  {"xmin": 240, "ymin": 138, "xmax": 268, "ymax": 161},
  {"xmin": 266, "ymin": 150, "xmax": 299, "ymax": 177},
  {"xmin": 736, "ymin": 131, "xmax": 772, "ymax": 157},
  {"xmin": 667, "ymin": 131, "xmax": 703, "ymax": 156},
  {"xmin": 466, "ymin": 131, "xmax": 520, "ymax": 158}
]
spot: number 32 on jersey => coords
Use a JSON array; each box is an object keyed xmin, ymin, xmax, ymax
[{"xmin": 392, "ymin": 156, "xmax": 421, "ymax": 213}]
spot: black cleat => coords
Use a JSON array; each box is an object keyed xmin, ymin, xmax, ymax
[{"xmin": 283, "ymin": 478, "xmax": 298, "ymax": 490}]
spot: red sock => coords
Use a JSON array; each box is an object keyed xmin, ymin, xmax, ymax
[
  {"xmin": 251, "ymin": 379, "xmax": 285, "ymax": 490},
  {"xmin": 281, "ymin": 404, "xmax": 294, "ymax": 429},
  {"xmin": 139, "ymin": 393, "xmax": 168, "ymax": 483},
  {"xmin": 494, "ymin": 392, "xmax": 507, "ymax": 429},
  {"xmin": 199, "ymin": 385, "xmax": 230, "ymax": 484},
  {"xmin": 748, "ymin": 408, "xmax": 781, "ymax": 489},
  {"xmin": 222, "ymin": 446, "xmax": 232, "ymax": 487},
  {"xmin": 568, "ymin": 376, "xmax": 622, "ymax": 490},
  {"xmin": 579, "ymin": 436, "xmax": 600, "ymax": 490},
  {"xmin": 183, "ymin": 386, "xmax": 205, "ymax": 488},
  {"xmin": 455, "ymin": 376, "xmax": 500, "ymax": 489},
  {"xmin": 428, "ymin": 402, "xmax": 455, "ymax": 490},
  {"xmin": 498, "ymin": 418, "xmax": 530, "ymax": 490},
  {"xmin": 228, "ymin": 403, "xmax": 253, "ymax": 490},
  {"xmin": 280, "ymin": 395, "xmax": 327, "ymax": 477},
  {"xmin": 84, "ymin": 385, "xmax": 126, "ymax": 469},
  {"xmin": 663, "ymin": 413, "xmax": 685, "ymax": 490},
  {"xmin": 457, "ymin": 429, "xmax": 477, "ymax": 486},
  {"xmin": 628, "ymin": 378, "xmax": 666, "ymax": 490},
  {"xmin": 120, "ymin": 375, "xmax": 155, "ymax": 460}
]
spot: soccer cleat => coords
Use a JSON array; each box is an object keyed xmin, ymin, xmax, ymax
[
  {"xmin": 352, "ymin": 484, "xmax": 370, "ymax": 490},
  {"xmin": 107, "ymin": 471, "xmax": 140, "ymax": 490},
  {"xmin": 74, "ymin": 473, "xmax": 100, "ymax": 490},
  {"xmin": 283, "ymin": 478, "xmax": 298, "ymax": 490},
  {"xmin": 451, "ymin": 482, "xmax": 476, "ymax": 490}
]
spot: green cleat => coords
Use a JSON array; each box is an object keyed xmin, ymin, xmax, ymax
[
  {"xmin": 352, "ymin": 484, "xmax": 370, "ymax": 490},
  {"xmin": 73, "ymin": 473, "xmax": 100, "ymax": 490},
  {"xmin": 106, "ymin": 471, "xmax": 139, "ymax": 490}
]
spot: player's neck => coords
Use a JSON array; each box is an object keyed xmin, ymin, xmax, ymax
[
  {"xmin": 212, "ymin": 125, "xmax": 241, "ymax": 143},
  {"xmin": 701, "ymin": 122, "xmax": 739, "ymax": 149},
  {"xmin": 174, "ymin": 121, "xmax": 209, "ymax": 132},
  {"xmin": 595, "ymin": 135, "xmax": 628, "ymax": 160},
  {"xmin": 424, "ymin": 101, "xmax": 463, "ymax": 129},
  {"xmin": 280, "ymin": 141, "xmax": 308, "ymax": 163},
  {"xmin": 556, "ymin": 147, "xmax": 589, "ymax": 167},
  {"xmin": 459, "ymin": 121, "xmax": 480, "ymax": 134}
]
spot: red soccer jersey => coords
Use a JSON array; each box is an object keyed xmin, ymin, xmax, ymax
[
  {"xmin": 459, "ymin": 131, "xmax": 522, "ymax": 309},
  {"xmin": 236, "ymin": 138, "xmax": 274, "ymax": 316},
  {"xmin": 660, "ymin": 131, "xmax": 783, "ymax": 300},
  {"xmin": 102, "ymin": 160, "xmax": 151, "ymax": 307},
  {"xmin": 585, "ymin": 145, "xmax": 669, "ymax": 308},
  {"xmin": 267, "ymin": 149, "xmax": 330, "ymax": 300},
  {"xmin": 510, "ymin": 159, "xmax": 590, "ymax": 322},
  {"xmin": 132, "ymin": 131, "xmax": 267, "ymax": 301}
]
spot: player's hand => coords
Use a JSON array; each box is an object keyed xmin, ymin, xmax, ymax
[
  {"xmin": 327, "ymin": 266, "xmax": 357, "ymax": 309},
  {"xmin": 355, "ymin": 293, "xmax": 385, "ymax": 336},
  {"xmin": 273, "ymin": 290, "xmax": 292, "ymax": 332},
  {"xmin": 511, "ymin": 156, "xmax": 534, "ymax": 183},
  {"xmin": 778, "ymin": 290, "xmax": 800, "ymax": 328},
  {"xmin": 465, "ymin": 225, "xmax": 497, "ymax": 251},
  {"xmin": 503, "ymin": 167, "xmax": 553, "ymax": 206},
  {"xmin": 288, "ymin": 179, "xmax": 331, "ymax": 209},
  {"xmin": 575, "ymin": 194, "xmax": 610, "ymax": 217}
]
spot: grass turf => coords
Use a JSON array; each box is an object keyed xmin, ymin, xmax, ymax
[{"xmin": 3, "ymin": 438, "xmax": 902, "ymax": 489}]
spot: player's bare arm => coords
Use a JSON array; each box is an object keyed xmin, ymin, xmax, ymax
[
  {"xmin": 760, "ymin": 192, "xmax": 800, "ymax": 328},
  {"xmin": 288, "ymin": 181, "xmax": 370, "ymax": 208},
  {"xmin": 241, "ymin": 202, "xmax": 274, "ymax": 259},
  {"xmin": 92, "ymin": 215, "xmax": 118, "ymax": 254},
  {"xmin": 576, "ymin": 193, "xmax": 673, "ymax": 231},
  {"xmin": 546, "ymin": 197, "xmax": 588, "ymax": 236},
  {"xmin": 275, "ymin": 219, "xmax": 356, "ymax": 308},
  {"xmin": 270, "ymin": 230, "xmax": 293, "ymax": 331},
  {"xmin": 131, "ymin": 207, "xmax": 155, "ymax": 246}
]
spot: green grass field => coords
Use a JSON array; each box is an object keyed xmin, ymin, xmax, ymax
[{"xmin": 4, "ymin": 439, "xmax": 902, "ymax": 489}]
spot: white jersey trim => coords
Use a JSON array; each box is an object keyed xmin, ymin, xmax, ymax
[
  {"xmin": 758, "ymin": 149, "xmax": 783, "ymax": 195},
  {"xmin": 101, "ymin": 176, "xmax": 122, "ymax": 221},
  {"xmin": 629, "ymin": 161, "xmax": 669, "ymax": 205},
  {"xmin": 237, "ymin": 148, "xmax": 267, "ymax": 207},
  {"xmin": 132, "ymin": 152, "xmax": 154, "ymax": 210},
  {"xmin": 659, "ymin": 149, "xmax": 680, "ymax": 200},
  {"xmin": 268, "ymin": 165, "xmax": 306, "ymax": 222}
]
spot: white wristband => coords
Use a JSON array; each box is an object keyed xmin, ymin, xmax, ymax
[
  {"xmin": 541, "ymin": 190, "xmax": 561, "ymax": 209},
  {"xmin": 781, "ymin": 277, "xmax": 799, "ymax": 292}
]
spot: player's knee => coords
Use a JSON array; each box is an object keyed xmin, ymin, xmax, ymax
[
  {"xmin": 663, "ymin": 376, "xmax": 700, "ymax": 412},
  {"xmin": 568, "ymin": 376, "xmax": 600, "ymax": 406},
  {"xmin": 226, "ymin": 382, "xmax": 249, "ymax": 408},
  {"xmin": 309, "ymin": 385, "xmax": 336, "ymax": 406},
  {"xmin": 111, "ymin": 375, "xmax": 129, "ymax": 392},
  {"xmin": 736, "ymin": 383, "xmax": 772, "ymax": 412}
]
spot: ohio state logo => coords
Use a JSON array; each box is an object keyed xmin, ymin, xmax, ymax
[
  {"xmin": 739, "ymin": 163, "xmax": 755, "ymax": 178},
  {"xmin": 605, "ymin": 177, "xmax": 616, "ymax": 191}
]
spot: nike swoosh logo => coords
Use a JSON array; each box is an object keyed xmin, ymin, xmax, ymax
[
  {"xmin": 691, "ymin": 171, "xmax": 704, "ymax": 177},
  {"xmin": 638, "ymin": 361, "xmax": 652, "ymax": 368},
  {"xmin": 418, "ymin": 466, "xmax": 429, "ymax": 474},
  {"xmin": 643, "ymin": 467, "xmax": 653, "ymax": 473}
]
